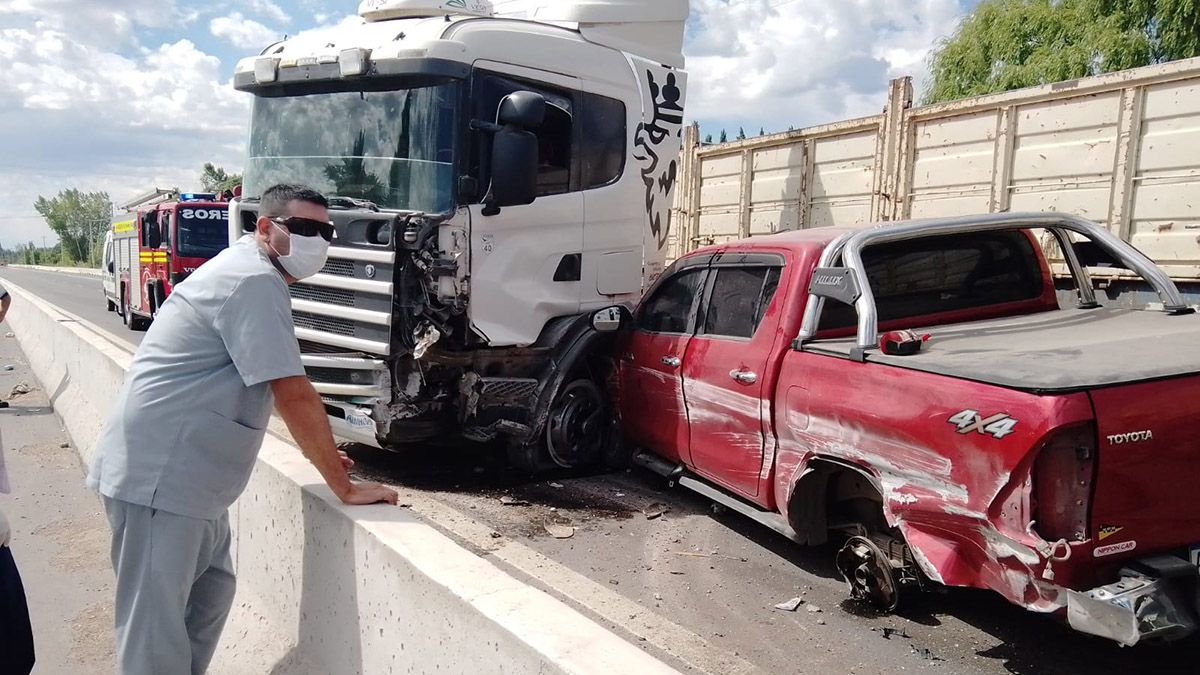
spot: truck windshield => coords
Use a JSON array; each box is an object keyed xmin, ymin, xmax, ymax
[
  {"xmin": 177, "ymin": 206, "xmax": 229, "ymax": 258},
  {"xmin": 242, "ymin": 80, "xmax": 460, "ymax": 213}
]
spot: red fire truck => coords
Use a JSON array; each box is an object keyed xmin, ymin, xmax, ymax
[{"xmin": 104, "ymin": 189, "xmax": 230, "ymax": 330}]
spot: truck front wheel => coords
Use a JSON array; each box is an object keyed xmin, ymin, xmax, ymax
[
  {"xmin": 545, "ymin": 379, "xmax": 608, "ymax": 469},
  {"xmin": 509, "ymin": 378, "xmax": 610, "ymax": 472}
]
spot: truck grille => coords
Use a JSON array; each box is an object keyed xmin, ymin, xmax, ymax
[
  {"xmin": 305, "ymin": 367, "xmax": 379, "ymax": 385},
  {"xmin": 321, "ymin": 259, "xmax": 355, "ymax": 277},
  {"xmin": 298, "ymin": 339, "xmax": 356, "ymax": 355},
  {"xmin": 293, "ymin": 311, "xmax": 356, "ymax": 337},
  {"xmin": 290, "ymin": 283, "xmax": 355, "ymax": 307}
]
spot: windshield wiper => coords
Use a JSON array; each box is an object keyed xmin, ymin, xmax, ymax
[{"xmin": 327, "ymin": 195, "xmax": 379, "ymax": 211}]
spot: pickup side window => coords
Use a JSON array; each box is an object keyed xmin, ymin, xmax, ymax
[
  {"xmin": 701, "ymin": 266, "xmax": 781, "ymax": 339},
  {"xmin": 819, "ymin": 232, "xmax": 1045, "ymax": 330},
  {"xmin": 636, "ymin": 268, "xmax": 705, "ymax": 334}
]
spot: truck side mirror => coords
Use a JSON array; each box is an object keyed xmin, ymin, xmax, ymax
[
  {"xmin": 478, "ymin": 90, "xmax": 545, "ymax": 215},
  {"xmin": 488, "ymin": 128, "xmax": 538, "ymax": 210},
  {"xmin": 107, "ymin": 261, "xmax": 114, "ymax": 273},
  {"xmin": 148, "ymin": 217, "xmax": 162, "ymax": 249},
  {"xmin": 498, "ymin": 90, "xmax": 546, "ymax": 128}
]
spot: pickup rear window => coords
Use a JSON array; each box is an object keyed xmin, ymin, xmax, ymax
[{"xmin": 818, "ymin": 231, "xmax": 1046, "ymax": 330}]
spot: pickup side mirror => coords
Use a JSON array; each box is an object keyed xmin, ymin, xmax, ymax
[{"xmin": 591, "ymin": 306, "xmax": 629, "ymax": 333}]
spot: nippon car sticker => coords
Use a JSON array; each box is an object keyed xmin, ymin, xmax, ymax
[
  {"xmin": 947, "ymin": 409, "xmax": 1018, "ymax": 439},
  {"xmin": 1093, "ymin": 540, "xmax": 1137, "ymax": 558}
]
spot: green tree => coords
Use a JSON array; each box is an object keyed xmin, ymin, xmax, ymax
[
  {"xmin": 736, "ymin": 127, "xmax": 747, "ymax": 140},
  {"xmin": 718, "ymin": 129, "xmax": 728, "ymax": 143},
  {"xmin": 200, "ymin": 163, "xmax": 243, "ymax": 193},
  {"xmin": 759, "ymin": 127, "xmax": 766, "ymax": 136},
  {"xmin": 704, "ymin": 133, "xmax": 713, "ymax": 144},
  {"xmin": 33, "ymin": 189, "xmax": 112, "ymax": 266},
  {"xmin": 926, "ymin": 0, "xmax": 1200, "ymax": 104}
]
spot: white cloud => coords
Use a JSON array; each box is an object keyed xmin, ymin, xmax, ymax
[
  {"xmin": 684, "ymin": 0, "xmax": 964, "ymax": 133},
  {"xmin": 0, "ymin": 0, "xmax": 190, "ymax": 47},
  {"xmin": 247, "ymin": 0, "xmax": 290, "ymax": 25},
  {"xmin": 0, "ymin": 22, "xmax": 249, "ymax": 246},
  {"xmin": 210, "ymin": 12, "xmax": 281, "ymax": 50}
]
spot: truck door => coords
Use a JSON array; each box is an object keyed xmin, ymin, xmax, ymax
[
  {"xmin": 616, "ymin": 265, "xmax": 707, "ymax": 463},
  {"xmin": 466, "ymin": 65, "xmax": 585, "ymax": 345},
  {"xmin": 681, "ymin": 259, "xmax": 783, "ymax": 498}
]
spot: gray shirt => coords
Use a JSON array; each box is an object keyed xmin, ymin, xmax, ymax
[{"xmin": 87, "ymin": 236, "xmax": 304, "ymax": 519}]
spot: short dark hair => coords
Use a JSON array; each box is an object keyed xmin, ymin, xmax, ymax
[{"xmin": 260, "ymin": 184, "xmax": 328, "ymax": 218}]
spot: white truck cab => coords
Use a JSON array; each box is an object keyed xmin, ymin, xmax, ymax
[{"xmin": 229, "ymin": 0, "xmax": 689, "ymax": 470}]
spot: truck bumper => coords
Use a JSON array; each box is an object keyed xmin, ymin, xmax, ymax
[
  {"xmin": 1066, "ymin": 555, "xmax": 1198, "ymax": 646},
  {"xmin": 323, "ymin": 400, "xmax": 383, "ymax": 448}
]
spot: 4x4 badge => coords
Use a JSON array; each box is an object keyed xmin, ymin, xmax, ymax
[{"xmin": 947, "ymin": 410, "xmax": 1018, "ymax": 439}]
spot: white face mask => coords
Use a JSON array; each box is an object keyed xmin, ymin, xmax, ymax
[{"xmin": 270, "ymin": 222, "xmax": 330, "ymax": 279}]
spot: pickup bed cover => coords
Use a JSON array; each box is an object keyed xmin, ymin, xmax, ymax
[{"xmin": 804, "ymin": 307, "xmax": 1200, "ymax": 393}]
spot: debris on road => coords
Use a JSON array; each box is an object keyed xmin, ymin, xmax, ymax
[
  {"xmin": 710, "ymin": 503, "xmax": 727, "ymax": 515},
  {"xmin": 816, "ymin": 618, "xmax": 826, "ymax": 625},
  {"xmin": 805, "ymin": 604, "xmax": 822, "ymax": 613},
  {"xmin": 875, "ymin": 627, "xmax": 910, "ymax": 640},
  {"xmin": 642, "ymin": 502, "xmax": 669, "ymax": 519},
  {"xmin": 910, "ymin": 645, "xmax": 942, "ymax": 662},
  {"xmin": 548, "ymin": 482, "xmax": 564, "ymax": 488},
  {"xmin": 773, "ymin": 597, "xmax": 804, "ymax": 612},
  {"xmin": 544, "ymin": 515, "xmax": 575, "ymax": 539},
  {"xmin": 3, "ymin": 364, "xmax": 13, "ymax": 371},
  {"xmin": 59, "ymin": 442, "xmax": 70, "ymax": 449},
  {"xmin": 499, "ymin": 496, "xmax": 529, "ymax": 506},
  {"xmin": 9, "ymin": 382, "xmax": 33, "ymax": 398},
  {"xmin": 672, "ymin": 550, "xmax": 749, "ymax": 563},
  {"xmin": 4, "ymin": 332, "xmax": 13, "ymax": 338}
]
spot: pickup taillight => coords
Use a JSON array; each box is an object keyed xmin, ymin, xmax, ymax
[{"xmin": 1031, "ymin": 424, "xmax": 1097, "ymax": 543}]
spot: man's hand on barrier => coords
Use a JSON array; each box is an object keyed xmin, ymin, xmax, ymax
[
  {"xmin": 337, "ymin": 449, "xmax": 355, "ymax": 470},
  {"xmin": 338, "ymin": 480, "xmax": 399, "ymax": 506}
]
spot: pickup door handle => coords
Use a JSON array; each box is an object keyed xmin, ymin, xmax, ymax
[
  {"xmin": 661, "ymin": 356, "xmax": 681, "ymax": 368},
  {"xmin": 730, "ymin": 369, "xmax": 757, "ymax": 384}
]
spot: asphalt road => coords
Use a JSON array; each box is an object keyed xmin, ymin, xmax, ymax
[{"xmin": 5, "ymin": 265, "xmax": 1200, "ymax": 674}]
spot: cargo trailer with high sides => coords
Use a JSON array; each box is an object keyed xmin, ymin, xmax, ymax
[
  {"xmin": 670, "ymin": 58, "xmax": 1200, "ymax": 309},
  {"xmin": 229, "ymin": 0, "xmax": 689, "ymax": 470}
]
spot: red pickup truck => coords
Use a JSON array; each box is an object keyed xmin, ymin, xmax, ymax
[{"xmin": 608, "ymin": 212, "xmax": 1200, "ymax": 646}]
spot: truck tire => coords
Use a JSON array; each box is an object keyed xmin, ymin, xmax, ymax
[{"xmin": 507, "ymin": 377, "xmax": 612, "ymax": 473}]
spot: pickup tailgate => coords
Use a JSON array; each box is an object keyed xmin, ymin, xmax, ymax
[{"xmin": 1088, "ymin": 375, "xmax": 1200, "ymax": 559}]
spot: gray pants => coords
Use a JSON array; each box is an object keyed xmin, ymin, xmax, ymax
[{"xmin": 102, "ymin": 497, "xmax": 236, "ymax": 675}]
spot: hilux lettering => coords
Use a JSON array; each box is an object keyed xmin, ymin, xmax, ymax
[{"xmin": 813, "ymin": 275, "xmax": 843, "ymax": 286}]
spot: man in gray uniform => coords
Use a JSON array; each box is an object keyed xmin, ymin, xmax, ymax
[{"xmin": 87, "ymin": 184, "xmax": 398, "ymax": 675}]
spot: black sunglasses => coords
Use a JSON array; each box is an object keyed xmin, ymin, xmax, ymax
[{"xmin": 271, "ymin": 216, "xmax": 335, "ymax": 242}]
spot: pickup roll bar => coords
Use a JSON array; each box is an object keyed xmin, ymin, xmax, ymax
[{"xmin": 796, "ymin": 212, "xmax": 1193, "ymax": 351}]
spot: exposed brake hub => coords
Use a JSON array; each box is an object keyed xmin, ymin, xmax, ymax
[{"xmin": 836, "ymin": 535, "xmax": 901, "ymax": 612}]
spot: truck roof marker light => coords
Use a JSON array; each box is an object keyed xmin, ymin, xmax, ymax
[
  {"xmin": 180, "ymin": 193, "xmax": 217, "ymax": 202},
  {"xmin": 254, "ymin": 57, "xmax": 280, "ymax": 84},
  {"xmin": 340, "ymin": 48, "xmax": 371, "ymax": 78}
]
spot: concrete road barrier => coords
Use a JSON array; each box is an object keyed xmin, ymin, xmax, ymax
[
  {"xmin": 2, "ymin": 278, "xmax": 680, "ymax": 675},
  {"xmin": 9, "ymin": 264, "xmax": 103, "ymax": 279}
]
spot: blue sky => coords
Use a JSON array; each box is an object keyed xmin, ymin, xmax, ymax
[{"xmin": 0, "ymin": 0, "xmax": 980, "ymax": 247}]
